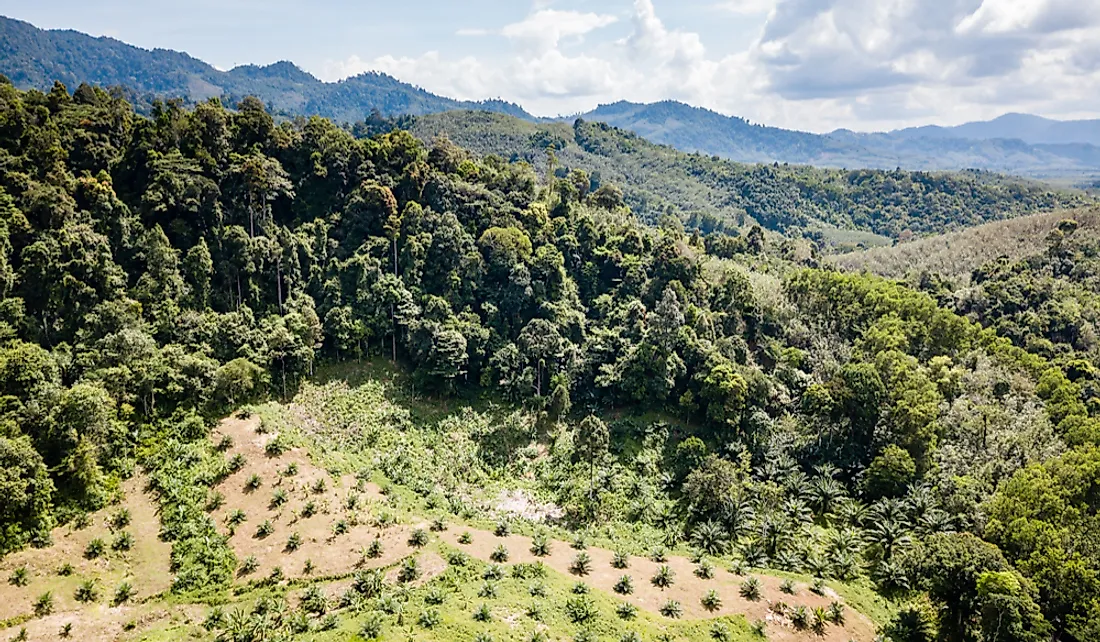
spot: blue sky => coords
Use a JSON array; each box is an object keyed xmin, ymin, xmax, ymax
[{"xmin": 3, "ymin": 0, "xmax": 1099, "ymax": 131}]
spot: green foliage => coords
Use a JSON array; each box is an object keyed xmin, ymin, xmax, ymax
[
  {"xmin": 659, "ymin": 599, "xmax": 683, "ymax": 618},
  {"xmin": 740, "ymin": 576, "xmax": 762, "ymax": 601},
  {"xmin": 570, "ymin": 552, "xmax": 592, "ymax": 576}
]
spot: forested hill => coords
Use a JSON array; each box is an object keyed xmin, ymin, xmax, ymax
[
  {"xmin": 412, "ymin": 110, "xmax": 1088, "ymax": 244},
  {"xmin": 0, "ymin": 15, "xmax": 531, "ymax": 121},
  {"xmin": 4, "ymin": 78, "xmax": 1100, "ymax": 641},
  {"xmin": 576, "ymin": 101, "xmax": 1100, "ymax": 179}
]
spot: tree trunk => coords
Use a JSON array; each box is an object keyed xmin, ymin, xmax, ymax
[{"xmin": 276, "ymin": 256, "xmax": 283, "ymax": 314}]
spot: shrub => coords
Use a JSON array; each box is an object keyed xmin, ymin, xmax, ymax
[
  {"xmin": 695, "ymin": 559, "xmax": 716, "ymax": 579},
  {"xmin": 85, "ymin": 538, "xmax": 106, "ymax": 559},
  {"xmin": 531, "ymin": 632, "xmax": 549, "ymax": 642},
  {"xmin": 612, "ymin": 550, "xmax": 630, "ymax": 569},
  {"xmin": 57, "ymin": 562, "xmax": 73, "ymax": 576},
  {"xmin": 750, "ymin": 619, "xmax": 767, "ymax": 637},
  {"xmin": 780, "ymin": 578, "xmax": 796, "ymax": 594},
  {"xmin": 425, "ymin": 588, "xmax": 445, "ymax": 605},
  {"xmin": 565, "ymin": 595, "xmax": 598, "ymax": 624},
  {"xmin": 398, "ymin": 556, "xmax": 421, "ymax": 583},
  {"xmin": 365, "ymin": 536, "xmax": 383, "ymax": 558},
  {"xmin": 256, "ymin": 519, "xmax": 274, "ymax": 538},
  {"xmin": 573, "ymin": 581, "xmax": 591, "ymax": 594},
  {"xmin": 112, "ymin": 581, "xmax": 134, "ymax": 605},
  {"xmin": 59, "ymin": 623, "xmax": 73, "ymax": 638},
  {"xmin": 616, "ymin": 602, "xmax": 638, "ymax": 620},
  {"xmin": 203, "ymin": 606, "xmax": 225, "ymax": 630},
  {"xmin": 9, "ymin": 566, "xmax": 29, "ymax": 586},
  {"xmin": 74, "ymin": 579, "xmax": 98, "ymax": 603},
  {"xmin": 812, "ymin": 606, "xmax": 829, "ymax": 634},
  {"xmin": 490, "ymin": 544, "xmax": 509, "ymax": 562},
  {"xmin": 790, "ymin": 605, "xmax": 810, "ymax": 630},
  {"xmin": 740, "ymin": 576, "xmax": 762, "ymax": 601},
  {"xmin": 228, "ymin": 453, "xmax": 246, "ymax": 472},
  {"xmin": 474, "ymin": 633, "xmax": 494, "ymax": 642},
  {"xmin": 238, "ymin": 555, "xmax": 259, "ymax": 576},
  {"xmin": 216, "ymin": 434, "xmax": 233, "ymax": 451},
  {"xmin": 651, "ymin": 565, "xmax": 675, "ymax": 588},
  {"xmin": 478, "ymin": 581, "xmax": 498, "ymax": 598},
  {"xmin": 409, "ymin": 528, "xmax": 429, "ymax": 547},
  {"xmin": 531, "ymin": 533, "xmax": 551, "ymax": 556},
  {"xmin": 570, "ymin": 552, "xmax": 592, "ymax": 576},
  {"xmin": 458, "ymin": 531, "xmax": 473, "ymax": 544},
  {"xmin": 448, "ymin": 550, "xmax": 469, "ymax": 566},
  {"xmin": 526, "ymin": 601, "xmax": 544, "ymax": 620},
  {"xmin": 620, "ymin": 633, "xmax": 643, "ymax": 642},
  {"xmin": 529, "ymin": 581, "xmax": 548, "ymax": 597},
  {"xmin": 659, "ymin": 600, "xmax": 683, "ymax": 618},
  {"xmin": 110, "ymin": 508, "xmax": 132, "ymax": 530},
  {"xmin": 574, "ymin": 629, "xmax": 596, "ymax": 642},
  {"xmin": 614, "ymin": 575, "xmax": 634, "ymax": 595},
  {"xmin": 285, "ymin": 532, "xmax": 302, "ymax": 552},
  {"xmin": 270, "ymin": 488, "xmax": 288, "ymax": 508},
  {"xmin": 33, "ymin": 591, "xmax": 53, "ymax": 616},
  {"xmin": 332, "ymin": 519, "xmax": 349, "ymax": 536},
  {"xmin": 430, "ymin": 518, "xmax": 447, "ymax": 532},
  {"xmin": 245, "ymin": 473, "xmax": 262, "ymax": 491},
  {"xmin": 473, "ymin": 603, "xmax": 492, "ymax": 622},
  {"xmin": 303, "ymin": 559, "xmax": 315, "ymax": 575},
  {"xmin": 264, "ymin": 436, "xmax": 289, "ymax": 457},
  {"xmin": 268, "ymin": 566, "xmax": 284, "ymax": 583},
  {"xmin": 352, "ymin": 569, "xmax": 384, "ymax": 597},
  {"xmin": 282, "ymin": 462, "xmax": 298, "ymax": 477},
  {"xmin": 317, "ymin": 613, "xmax": 339, "ymax": 631},
  {"xmin": 827, "ymin": 600, "xmax": 845, "ymax": 624},
  {"xmin": 483, "ymin": 563, "xmax": 505, "ymax": 580},
  {"xmin": 811, "ymin": 577, "xmax": 826, "ymax": 595},
  {"xmin": 710, "ymin": 622, "xmax": 731, "ymax": 641},
  {"xmin": 112, "ymin": 531, "xmax": 135, "ymax": 552},
  {"xmin": 360, "ymin": 614, "xmax": 384, "ymax": 640},
  {"xmin": 225, "ymin": 509, "xmax": 247, "ymax": 527},
  {"xmin": 418, "ymin": 608, "xmax": 441, "ymax": 629},
  {"xmin": 494, "ymin": 519, "xmax": 510, "ymax": 537},
  {"xmin": 312, "ymin": 477, "xmax": 327, "ymax": 494},
  {"xmin": 287, "ymin": 611, "xmax": 310, "ymax": 634},
  {"xmin": 300, "ymin": 585, "xmax": 327, "ymax": 614},
  {"xmin": 701, "ymin": 589, "xmax": 722, "ymax": 612},
  {"xmin": 205, "ymin": 491, "xmax": 225, "ymax": 512},
  {"xmin": 650, "ymin": 546, "xmax": 668, "ymax": 562}
]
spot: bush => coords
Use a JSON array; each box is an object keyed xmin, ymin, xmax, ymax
[
  {"xmin": 750, "ymin": 619, "xmax": 767, "ymax": 637},
  {"xmin": 483, "ymin": 563, "xmax": 505, "ymax": 580},
  {"xmin": 811, "ymin": 577, "xmax": 826, "ymax": 595},
  {"xmin": 652, "ymin": 565, "xmax": 675, "ymax": 588},
  {"xmin": 494, "ymin": 519, "xmax": 510, "ymax": 537},
  {"xmin": 447, "ymin": 550, "xmax": 469, "ymax": 566},
  {"xmin": 303, "ymin": 559, "xmax": 315, "ymax": 575},
  {"xmin": 205, "ymin": 491, "xmax": 225, "ymax": 512},
  {"xmin": 612, "ymin": 550, "xmax": 630, "ymax": 569},
  {"xmin": 828, "ymin": 600, "xmax": 845, "ymax": 624},
  {"xmin": 418, "ymin": 608, "xmax": 442, "ymax": 629},
  {"xmin": 264, "ymin": 436, "xmax": 289, "ymax": 457},
  {"xmin": 311, "ymin": 477, "xmax": 327, "ymax": 494},
  {"xmin": 531, "ymin": 533, "xmax": 551, "ymax": 556},
  {"xmin": 526, "ymin": 601, "xmax": 544, "ymax": 620},
  {"xmin": 282, "ymin": 462, "xmax": 298, "ymax": 477},
  {"xmin": 238, "ymin": 555, "xmax": 259, "ymax": 576},
  {"xmin": 112, "ymin": 531, "xmax": 135, "ymax": 552},
  {"xmin": 110, "ymin": 508, "xmax": 132, "ymax": 530},
  {"xmin": 215, "ymin": 434, "xmax": 233, "ymax": 451},
  {"xmin": 790, "ymin": 605, "xmax": 810, "ymax": 630},
  {"xmin": 478, "ymin": 581, "xmax": 498, "ymax": 598},
  {"xmin": 780, "ymin": 578, "xmax": 796, "ymax": 594},
  {"xmin": 659, "ymin": 599, "xmax": 683, "ymax": 618},
  {"xmin": 352, "ymin": 569, "xmax": 384, "ymax": 597},
  {"xmin": 702, "ymin": 589, "xmax": 722, "ymax": 612},
  {"xmin": 695, "ymin": 559, "xmax": 716, "ymax": 579},
  {"xmin": 74, "ymin": 579, "xmax": 98, "ymax": 603},
  {"xmin": 300, "ymin": 501, "xmax": 316, "ymax": 518},
  {"xmin": 360, "ymin": 614, "xmax": 384, "ymax": 640},
  {"xmin": 317, "ymin": 613, "xmax": 339, "ymax": 631},
  {"xmin": 565, "ymin": 595, "xmax": 598, "ymax": 624},
  {"xmin": 616, "ymin": 602, "xmax": 638, "ymax": 620},
  {"xmin": 300, "ymin": 585, "xmax": 327, "ymax": 614},
  {"xmin": 285, "ymin": 532, "xmax": 302, "ymax": 552},
  {"xmin": 57, "ymin": 562, "xmax": 73, "ymax": 576},
  {"xmin": 33, "ymin": 591, "xmax": 53, "ymax": 616},
  {"xmin": 650, "ymin": 546, "xmax": 668, "ymax": 562},
  {"xmin": 332, "ymin": 519, "xmax": 349, "ymax": 536},
  {"xmin": 9, "ymin": 566, "xmax": 28, "ymax": 586},
  {"xmin": 409, "ymin": 528, "xmax": 429, "ymax": 547},
  {"xmin": 425, "ymin": 588, "xmax": 445, "ymax": 605},
  {"xmin": 459, "ymin": 531, "xmax": 473, "ymax": 544},
  {"xmin": 571, "ymin": 551, "xmax": 592, "ymax": 576},
  {"xmin": 740, "ymin": 576, "xmax": 762, "ymax": 601},
  {"xmin": 256, "ymin": 519, "xmax": 274, "ymax": 538},
  {"xmin": 365, "ymin": 536, "xmax": 383, "ymax": 558},
  {"xmin": 245, "ymin": 473, "xmax": 262, "ymax": 490},
  {"xmin": 491, "ymin": 544, "xmax": 509, "ymax": 562},
  {"xmin": 473, "ymin": 603, "xmax": 492, "ymax": 622},
  {"xmin": 112, "ymin": 581, "xmax": 134, "ymax": 605},
  {"xmin": 85, "ymin": 538, "xmax": 106, "ymax": 559},
  {"xmin": 228, "ymin": 453, "xmax": 246, "ymax": 472},
  {"xmin": 398, "ymin": 556, "xmax": 421, "ymax": 583},
  {"xmin": 269, "ymin": 488, "xmax": 288, "ymax": 508},
  {"xmin": 430, "ymin": 518, "xmax": 447, "ymax": 532},
  {"xmin": 614, "ymin": 575, "xmax": 634, "ymax": 595},
  {"xmin": 203, "ymin": 606, "xmax": 225, "ymax": 631},
  {"xmin": 620, "ymin": 633, "xmax": 643, "ymax": 642},
  {"xmin": 529, "ymin": 581, "xmax": 548, "ymax": 597}
]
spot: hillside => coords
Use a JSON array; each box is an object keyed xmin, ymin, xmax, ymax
[
  {"xmin": 1, "ymin": 78, "xmax": 1099, "ymax": 642},
  {"xmin": 412, "ymin": 110, "xmax": 1088, "ymax": 243},
  {"xmin": 891, "ymin": 113, "xmax": 1100, "ymax": 147},
  {"xmin": 577, "ymin": 101, "xmax": 1100, "ymax": 179},
  {"xmin": 0, "ymin": 15, "xmax": 531, "ymax": 120}
]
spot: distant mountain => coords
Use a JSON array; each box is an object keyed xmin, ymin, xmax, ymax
[
  {"xmin": 891, "ymin": 113, "xmax": 1100, "ymax": 147},
  {"xmin": 0, "ymin": 15, "xmax": 532, "ymax": 121},
  {"xmin": 575, "ymin": 101, "xmax": 1100, "ymax": 180}
]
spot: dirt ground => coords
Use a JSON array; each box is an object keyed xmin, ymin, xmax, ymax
[
  {"xmin": 0, "ymin": 476, "xmax": 173, "ymax": 631},
  {"xmin": 440, "ymin": 528, "xmax": 878, "ymax": 642}
]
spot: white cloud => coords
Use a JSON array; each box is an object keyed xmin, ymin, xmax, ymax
[{"xmin": 319, "ymin": 0, "xmax": 1100, "ymax": 131}]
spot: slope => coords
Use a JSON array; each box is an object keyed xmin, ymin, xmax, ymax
[{"xmin": 412, "ymin": 110, "xmax": 1089, "ymax": 242}]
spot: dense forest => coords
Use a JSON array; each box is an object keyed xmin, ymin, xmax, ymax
[{"xmin": 1, "ymin": 77, "xmax": 1100, "ymax": 641}]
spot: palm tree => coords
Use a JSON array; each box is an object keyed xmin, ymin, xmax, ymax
[
  {"xmin": 832, "ymin": 497, "xmax": 868, "ymax": 527},
  {"xmin": 866, "ymin": 518, "xmax": 912, "ymax": 562},
  {"xmin": 810, "ymin": 476, "xmax": 847, "ymax": 517},
  {"xmin": 869, "ymin": 497, "xmax": 908, "ymax": 524},
  {"xmin": 782, "ymin": 470, "xmax": 812, "ymax": 502},
  {"xmin": 781, "ymin": 497, "xmax": 812, "ymax": 524},
  {"xmin": 916, "ymin": 508, "xmax": 956, "ymax": 535},
  {"xmin": 690, "ymin": 520, "xmax": 728, "ymax": 556},
  {"xmin": 904, "ymin": 483, "xmax": 939, "ymax": 520},
  {"xmin": 719, "ymin": 496, "xmax": 756, "ymax": 539}
]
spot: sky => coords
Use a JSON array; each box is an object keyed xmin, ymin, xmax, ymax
[{"xmin": 3, "ymin": 0, "xmax": 1100, "ymax": 132}]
